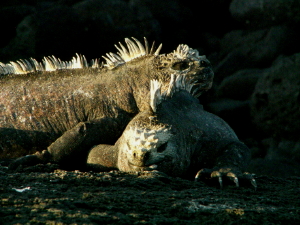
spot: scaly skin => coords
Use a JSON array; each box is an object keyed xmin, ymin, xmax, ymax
[
  {"xmin": 9, "ymin": 75, "xmax": 256, "ymax": 189},
  {"xmin": 1, "ymin": 38, "xmax": 213, "ymax": 167}
]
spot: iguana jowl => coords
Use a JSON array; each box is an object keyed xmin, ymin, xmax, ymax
[{"xmin": 0, "ymin": 37, "xmax": 213, "ymax": 167}]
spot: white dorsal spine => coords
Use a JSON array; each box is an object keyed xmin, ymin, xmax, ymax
[
  {"xmin": 150, "ymin": 80, "xmax": 162, "ymax": 113},
  {"xmin": 173, "ymin": 44, "xmax": 190, "ymax": 59},
  {"xmin": 150, "ymin": 74, "xmax": 199, "ymax": 112},
  {"xmin": 0, "ymin": 53, "xmax": 91, "ymax": 75},
  {"xmin": 0, "ymin": 37, "xmax": 163, "ymax": 75},
  {"xmin": 103, "ymin": 37, "xmax": 162, "ymax": 69}
]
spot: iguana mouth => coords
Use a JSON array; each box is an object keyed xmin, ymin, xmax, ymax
[
  {"xmin": 128, "ymin": 153, "xmax": 169, "ymax": 172},
  {"xmin": 129, "ymin": 163, "xmax": 158, "ymax": 171}
]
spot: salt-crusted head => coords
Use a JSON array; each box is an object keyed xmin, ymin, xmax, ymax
[
  {"xmin": 117, "ymin": 74, "xmax": 197, "ymax": 172},
  {"xmin": 154, "ymin": 43, "xmax": 214, "ymax": 97},
  {"xmin": 103, "ymin": 38, "xmax": 213, "ymax": 96}
]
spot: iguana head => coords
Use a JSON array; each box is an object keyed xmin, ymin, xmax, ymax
[
  {"xmin": 117, "ymin": 122, "xmax": 174, "ymax": 172},
  {"xmin": 117, "ymin": 74, "xmax": 197, "ymax": 173},
  {"xmin": 102, "ymin": 37, "xmax": 214, "ymax": 97},
  {"xmin": 154, "ymin": 44, "xmax": 213, "ymax": 97}
]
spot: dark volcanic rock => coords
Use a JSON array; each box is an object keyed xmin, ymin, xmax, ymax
[
  {"xmin": 216, "ymin": 69, "xmax": 262, "ymax": 101},
  {"xmin": 0, "ymin": 164, "xmax": 299, "ymax": 224},
  {"xmin": 214, "ymin": 25, "xmax": 297, "ymax": 79},
  {"xmin": 206, "ymin": 99, "xmax": 252, "ymax": 138},
  {"xmin": 251, "ymin": 53, "xmax": 300, "ymax": 140}
]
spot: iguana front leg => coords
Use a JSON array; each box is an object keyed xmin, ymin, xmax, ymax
[
  {"xmin": 9, "ymin": 117, "xmax": 128, "ymax": 170},
  {"xmin": 86, "ymin": 144, "xmax": 119, "ymax": 171},
  {"xmin": 195, "ymin": 141, "xmax": 257, "ymax": 190}
]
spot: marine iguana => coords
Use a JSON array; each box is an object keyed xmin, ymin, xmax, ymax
[
  {"xmin": 0, "ymin": 37, "xmax": 213, "ymax": 167},
  {"xmin": 86, "ymin": 75, "xmax": 256, "ymax": 188}
]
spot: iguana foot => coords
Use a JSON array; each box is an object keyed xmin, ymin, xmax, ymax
[
  {"xmin": 195, "ymin": 168, "xmax": 257, "ymax": 190},
  {"xmin": 8, "ymin": 150, "xmax": 51, "ymax": 170}
]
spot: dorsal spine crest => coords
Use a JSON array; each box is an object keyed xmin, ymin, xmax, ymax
[
  {"xmin": 0, "ymin": 53, "xmax": 93, "ymax": 75},
  {"xmin": 0, "ymin": 37, "xmax": 162, "ymax": 75},
  {"xmin": 150, "ymin": 74, "xmax": 198, "ymax": 112},
  {"xmin": 103, "ymin": 37, "xmax": 162, "ymax": 69}
]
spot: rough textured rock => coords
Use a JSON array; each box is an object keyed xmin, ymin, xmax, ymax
[
  {"xmin": 251, "ymin": 53, "xmax": 300, "ymax": 140},
  {"xmin": 248, "ymin": 138, "xmax": 300, "ymax": 177},
  {"xmin": 206, "ymin": 99, "xmax": 252, "ymax": 139},
  {"xmin": 216, "ymin": 69, "xmax": 262, "ymax": 101},
  {"xmin": 214, "ymin": 25, "xmax": 297, "ymax": 79},
  {"xmin": 205, "ymin": 69, "xmax": 262, "ymax": 138},
  {"xmin": 0, "ymin": 164, "xmax": 299, "ymax": 224}
]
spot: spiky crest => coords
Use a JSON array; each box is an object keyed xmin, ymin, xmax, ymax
[
  {"xmin": 102, "ymin": 37, "xmax": 162, "ymax": 69},
  {"xmin": 0, "ymin": 54, "xmax": 95, "ymax": 75},
  {"xmin": 172, "ymin": 44, "xmax": 205, "ymax": 61},
  {"xmin": 0, "ymin": 37, "xmax": 162, "ymax": 75},
  {"xmin": 150, "ymin": 74, "xmax": 198, "ymax": 112}
]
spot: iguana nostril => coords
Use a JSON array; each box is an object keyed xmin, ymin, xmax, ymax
[
  {"xmin": 144, "ymin": 152, "xmax": 150, "ymax": 160},
  {"xmin": 157, "ymin": 143, "xmax": 168, "ymax": 153}
]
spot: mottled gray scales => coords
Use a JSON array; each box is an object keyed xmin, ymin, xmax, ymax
[
  {"xmin": 88, "ymin": 75, "xmax": 256, "ymax": 187},
  {"xmin": 1, "ymin": 37, "xmax": 213, "ymax": 164}
]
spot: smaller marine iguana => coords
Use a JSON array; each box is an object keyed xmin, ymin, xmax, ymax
[
  {"xmin": 87, "ymin": 75, "xmax": 256, "ymax": 188},
  {"xmin": 0, "ymin": 37, "xmax": 213, "ymax": 163},
  {"xmin": 10, "ymin": 75, "xmax": 256, "ymax": 188}
]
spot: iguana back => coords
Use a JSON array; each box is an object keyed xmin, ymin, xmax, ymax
[{"xmin": 0, "ymin": 37, "xmax": 214, "ymax": 159}]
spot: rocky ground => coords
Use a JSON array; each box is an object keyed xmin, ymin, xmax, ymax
[
  {"xmin": 0, "ymin": 163, "xmax": 299, "ymax": 225},
  {"xmin": 1, "ymin": 0, "xmax": 300, "ymax": 224}
]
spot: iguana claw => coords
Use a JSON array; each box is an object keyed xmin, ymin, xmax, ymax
[
  {"xmin": 243, "ymin": 172, "xmax": 257, "ymax": 191},
  {"xmin": 210, "ymin": 170, "xmax": 223, "ymax": 188},
  {"xmin": 195, "ymin": 168, "xmax": 256, "ymax": 190},
  {"xmin": 227, "ymin": 172, "xmax": 239, "ymax": 187}
]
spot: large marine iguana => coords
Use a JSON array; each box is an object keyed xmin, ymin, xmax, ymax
[
  {"xmin": 86, "ymin": 75, "xmax": 256, "ymax": 188},
  {"xmin": 0, "ymin": 37, "xmax": 213, "ymax": 167}
]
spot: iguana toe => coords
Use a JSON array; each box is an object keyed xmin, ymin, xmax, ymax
[
  {"xmin": 226, "ymin": 172, "xmax": 239, "ymax": 187},
  {"xmin": 242, "ymin": 172, "xmax": 257, "ymax": 191}
]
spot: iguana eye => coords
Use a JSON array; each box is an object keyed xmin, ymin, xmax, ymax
[
  {"xmin": 200, "ymin": 60, "xmax": 209, "ymax": 67},
  {"xmin": 171, "ymin": 61, "xmax": 189, "ymax": 71}
]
